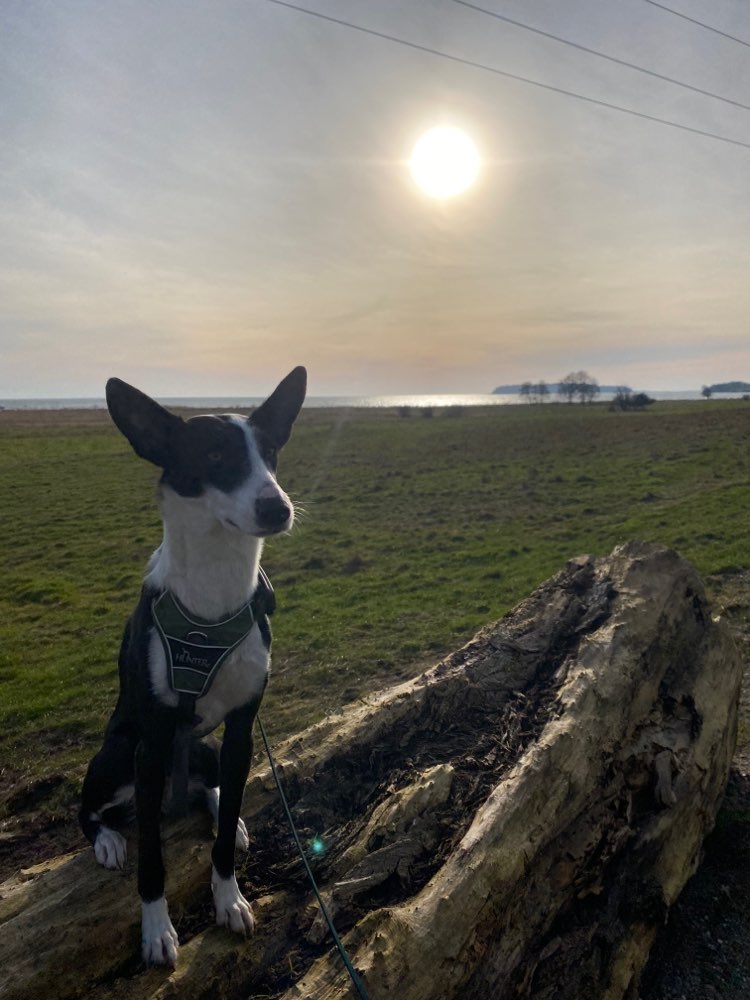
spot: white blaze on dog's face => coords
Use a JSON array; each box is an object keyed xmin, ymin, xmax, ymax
[
  {"xmin": 105, "ymin": 367, "xmax": 307, "ymax": 537},
  {"xmin": 186, "ymin": 416, "xmax": 295, "ymax": 537}
]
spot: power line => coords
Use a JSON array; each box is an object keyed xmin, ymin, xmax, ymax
[
  {"xmin": 640, "ymin": 0, "xmax": 750, "ymax": 50},
  {"xmin": 259, "ymin": 0, "xmax": 750, "ymax": 150},
  {"xmin": 452, "ymin": 0, "xmax": 750, "ymax": 113}
]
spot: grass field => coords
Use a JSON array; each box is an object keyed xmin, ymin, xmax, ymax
[{"xmin": 1, "ymin": 399, "xmax": 749, "ymax": 825}]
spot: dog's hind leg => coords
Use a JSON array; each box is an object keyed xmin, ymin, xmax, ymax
[
  {"xmin": 191, "ymin": 736, "xmax": 250, "ymax": 850},
  {"xmin": 205, "ymin": 789, "xmax": 250, "ymax": 851},
  {"xmin": 79, "ymin": 732, "xmax": 135, "ymax": 870},
  {"xmin": 190, "ymin": 736, "xmax": 250, "ymax": 851}
]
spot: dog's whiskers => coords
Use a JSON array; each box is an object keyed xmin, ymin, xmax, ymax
[{"xmin": 287, "ymin": 492, "xmax": 312, "ymax": 523}]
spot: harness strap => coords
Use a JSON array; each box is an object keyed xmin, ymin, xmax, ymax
[{"xmin": 170, "ymin": 710, "xmax": 194, "ymax": 818}]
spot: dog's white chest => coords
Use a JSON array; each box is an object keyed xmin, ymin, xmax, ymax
[{"xmin": 147, "ymin": 627, "xmax": 269, "ymax": 734}]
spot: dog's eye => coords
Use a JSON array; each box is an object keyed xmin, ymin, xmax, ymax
[{"xmin": 207, "ymin": 451, "xmax": 222, "ymax": 464}]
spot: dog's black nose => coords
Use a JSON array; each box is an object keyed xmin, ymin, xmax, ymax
[{"xmin": 256, "ymin": 496, "xmax": 291, "ymax": 531}]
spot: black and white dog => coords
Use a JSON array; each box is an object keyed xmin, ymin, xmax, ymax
[{"xmin": 79, "ymin": 366, "xmax": 306, "ymax": 965}]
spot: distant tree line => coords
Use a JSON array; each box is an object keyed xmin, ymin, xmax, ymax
[
  {"xmin": 557, "ymin": 371, "xmax": 599, "ymax": 405},
  {"xmin": 516, "ymin": 373, "xmax": 654, "ymax": 410},
  {"xmin": 610, "ymin": 388, "xmax": 654, "ymax": 411},
  {"xmin": 702, "ymin": 381, "xmax": 750, "ymax": 397},
  {"xmin": 518, "ymin": 372, "xmax": 600, "ymax": 405},
  {"xmin": 519, "ymin": 381, "xmax": 550, "ymax": 403}
]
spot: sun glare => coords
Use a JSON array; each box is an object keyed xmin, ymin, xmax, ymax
[{"xmin": 409, "ymin": 126, "xmax": 481, "ymax": 199}]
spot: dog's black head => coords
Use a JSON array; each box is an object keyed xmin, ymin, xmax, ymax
[{"xmin": 105, "ymin": 367, "xmax": 307, "ymax": 536}]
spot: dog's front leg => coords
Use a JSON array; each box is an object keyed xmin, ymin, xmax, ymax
[
  {"xmin": 211, "ymin": 702, "xmax": 258, "ymax": 935},
  {"xmin": 135, "ymin": 733, "xmax": 179, "ymax": 966}
]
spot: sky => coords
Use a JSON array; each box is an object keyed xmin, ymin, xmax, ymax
[{"xmin": 2, "ymin": 0, "xmax": 749, "ymax": 398}]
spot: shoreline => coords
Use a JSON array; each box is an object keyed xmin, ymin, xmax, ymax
[
  {"xmin": 2, "ymin": 390, "xmax": 749, "ymax": 413},
  {"xmin": 2, "ymin": 396, "xmax": 749, "ymax": 435}
]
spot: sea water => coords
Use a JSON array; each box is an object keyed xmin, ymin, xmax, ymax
[{"xmin": 0, "ymin": 390, "xmax": 725, "ymax": 411}]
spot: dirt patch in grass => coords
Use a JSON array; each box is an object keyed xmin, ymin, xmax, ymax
[{"xmin": 0, "ymin": 769, "xmax": 82, "ymax": 881}]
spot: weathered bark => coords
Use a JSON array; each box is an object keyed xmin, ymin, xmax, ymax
[{"xmin": 0, "ymin": 541, "xmax": 742, "ymax": 1000}]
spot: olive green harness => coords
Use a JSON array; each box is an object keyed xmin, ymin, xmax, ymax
[
  {"xmin": 151, "ymin": 568, "xmax": 275, "ymax": 815},
  {"xmin": 152, "ymin": 592, "xmax": 256, "ymax": 699}
]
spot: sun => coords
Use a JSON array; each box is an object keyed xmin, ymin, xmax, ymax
[{"xmin": 408, "ymin": 126, "xmax": 481, "ymax": 199}]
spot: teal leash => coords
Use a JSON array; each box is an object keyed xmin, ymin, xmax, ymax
[{"xmin": 257, "ymin": 717, "xmax": 372, "ymax": 1000}]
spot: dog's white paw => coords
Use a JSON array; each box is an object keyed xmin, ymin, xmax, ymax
[
  {"xmin": 141, "ymin": 897, "xmax": 179, "ymax": 966},
  {"xmin": 94, "ymin": 826, "xmax": 127, "ymax": 870},
  {"xmin": 211, "ymin": 867, "xmax": 255, "ymax": 935},
  {"xmin": 205, "ymin": 788, "xmax": 250, "ymax": 850}
]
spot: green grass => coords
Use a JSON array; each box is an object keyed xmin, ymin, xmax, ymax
[{"xmin": 2, "ymin": 399, "xmax": 749, "ymax": 799}]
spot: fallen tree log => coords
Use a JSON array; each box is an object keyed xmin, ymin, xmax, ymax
[{"xmin": 0, "ymin": 541, "xmax": 742, "ymax": 1000}]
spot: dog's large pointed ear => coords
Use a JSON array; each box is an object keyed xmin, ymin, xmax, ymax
[
  {"xmin": 105, "ymin": 378, "xmax": 183, "ymax": 468},
  {"xmin": 249, "ymin": 366, "xmax": 307, "ymax": 449}
]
